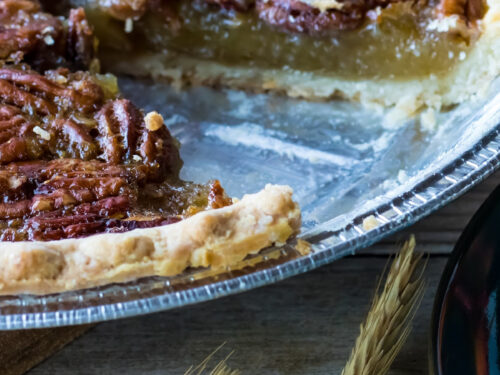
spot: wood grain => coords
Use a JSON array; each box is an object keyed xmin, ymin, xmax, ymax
[{"xmin": 0, "ymin": 325, "xmax": 92, "ymax": 375}]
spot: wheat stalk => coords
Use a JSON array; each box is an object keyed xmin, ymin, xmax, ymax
[
  {"xmin": 341, "ymin": 235, "xmax": 426, "ymax": 375},
  {"xmin": 188, "ymin": 236, "xmax": 425, "ymax": 375},
  {"xmin": 185, "ymin": 343, "xmax": 240, "ymax": 375}
]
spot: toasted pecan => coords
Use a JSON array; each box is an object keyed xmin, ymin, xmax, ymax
[
  {"xmin": 0, "ymin": 0, "xmax": 96, "ymax": 71},
  {"xmin": 0, "ymin": 64, "xmax": 185, "ymax": 241},
  {"xmin": 0, "ymin": 66, "xmax": 181, "ymax": 177},
  {"xmin": 256, "ymin": 0, "xmax": 410, "ymax": 34}
]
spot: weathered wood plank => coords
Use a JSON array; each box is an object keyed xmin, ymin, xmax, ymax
[{"xmin": 0, "ymin": 325, "xmax": 92, "ymax": 375}]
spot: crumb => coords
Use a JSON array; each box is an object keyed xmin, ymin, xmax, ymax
[
  {"xmin": 144, "ymin": 111, "xmax": 164, "ymax": 131},
  {"xmin": 124, "ymin": 18, "xmax": 134, "ymax": 33},
  {"xmin": 42, "ymin": 26, "xmax": 55, "ymax": 34},
  {"xmin": 43, "ymin": 35, "xmax": 54, "ymax": 45},
  {"xmin": 384, "ymin": 95, "xmax": 421, "ymax": 129},
  {"xmin": 53, "ymin": 74, "xmax": 68, "ymax": 84},
  {"xmin": 420, "ymin": 108, "xmax": 437, "ymax": 132},
  {"xmin": 363, "ymin": 215, "xmax": 380, "ymax": 231},
  {"xmin": 33, "ymin": 126, "xmax": 51, "ymax": 140},
  {"xmin": 8, "ymin": 176, "xmax": 23, "ymax": 189},
  {"xmin": 295, "ymin": 239, "xmax": 312, "ymax": 255},
  {"xmin": 397, "ymin": 170, "xmax": 409, "ymax": 184},
  {"xmin": 262, "ymin": 80, "xmax": 277, "ymax": 90}
]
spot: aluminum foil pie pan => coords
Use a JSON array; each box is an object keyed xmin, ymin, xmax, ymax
[{"xmin": 0, "ymin": 78, "xmax": 499, "ymax": 329}]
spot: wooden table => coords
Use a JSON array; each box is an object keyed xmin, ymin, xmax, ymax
[{"xmin": 27, "ymin": 172, "xmax": 500, "ymax": 375}]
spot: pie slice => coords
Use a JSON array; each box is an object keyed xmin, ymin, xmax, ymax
[
  {"xmin": 0, "ymin": 2, "xmax": 300, "ymax": 295},
  {"xmin": 48, "ymin": 0, "xmax": 500, "ymax": 116}
]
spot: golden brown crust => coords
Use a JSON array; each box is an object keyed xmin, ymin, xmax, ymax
[{"xmin": 0, "ymin": 184, "xmax": 301, "ymax": 295}]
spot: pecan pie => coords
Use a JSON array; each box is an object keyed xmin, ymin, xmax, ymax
[
  {"xmin": 0, "ymin": 2, "xmax": 300, "ymax": 295},
  {"xmin": 50, "ymin": 0, "xmax": 500, "ymax": 117}
]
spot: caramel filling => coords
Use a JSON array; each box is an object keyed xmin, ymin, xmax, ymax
[{"xmin": 85, "ymin": 0, "xmax": 478, "ymax": 80}]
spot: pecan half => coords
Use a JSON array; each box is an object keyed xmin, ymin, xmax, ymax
[
  {"xmin": 96, "ymin": 98, "xmax": 182, "ymax": 180},
  {"xmin": 96, "ymin": 99, "xmax": 142, "ymax": 165},
  {"xmin": 67, "ymin": 7, "xmax": 95, "ymax": 70},
  {"xmin": 26, "ymin": 194, "xmax": 132, "ymax": 240},
  {"xmin": 256, "ymin": 0, "xmax": 407, "ymax": 34},
  {"xmin": 0, "ymin": 0, "xmax": 96, "ymax": 71},
  {"xmin": 0, "ymin": 66, "xmax": 181, "ymax": 178}
]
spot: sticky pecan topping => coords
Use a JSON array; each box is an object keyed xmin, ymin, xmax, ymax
[
  {"xmin": 0, "ymin": 62, "xmax": 229, "ymax": 242},
  {"xmin": 256, "ymin": 0, "xmax": 411, "ymax": 34},
  {"xmin": 0, "ymin": 66, "xmax": 182, "ymax": 175},
  {"xmin": 0, "ymin": 61, "xmax": 208, "ymax": 242},
  {"xmin": 0, "ymin": 0, "xmax": 96, "ymax": 71},
  {"xmin": 67, "ymin": 8, "xmax": 96, "ymax": 70},
  {"xmin": 0, "ymin": 160, "xmax": 229, "ymax": 241},
  {"xmin": 0, "ymin": 158, "xmax": 196, "ymax": 241}
]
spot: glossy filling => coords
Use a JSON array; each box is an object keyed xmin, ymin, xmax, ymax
[
  {"xmin": 0, "ymin": 162, "xmax": 230, "ymax": 242},
  {"xmin": 87, "ymin": 1, "xmax": 476, "ymax": 80}
]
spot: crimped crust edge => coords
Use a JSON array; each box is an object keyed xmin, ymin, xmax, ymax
[{"xmin": 0, "ymin": 184, "xmax": 300, "ymax": 295}]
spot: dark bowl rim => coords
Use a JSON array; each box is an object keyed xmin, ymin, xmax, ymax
[{"xmin": 429, "ymin": 183, "xmax": 500, "ymax": 375}]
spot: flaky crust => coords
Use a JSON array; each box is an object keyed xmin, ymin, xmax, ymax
[{"xmin": 0, "ymin": 184, "xmax": 300, "ymax": 295}]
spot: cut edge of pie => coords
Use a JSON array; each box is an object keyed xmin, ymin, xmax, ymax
[
  {"xmin": 0, "ymin": 184, "xmax": 299, "ymax": 295},
  {"xmin": 85, "ymin": 0, "xmax": 500, "ymax": 120},
  {"xmin": 104, "ymin": 25, "xmax": 498, "ymax": 117}
]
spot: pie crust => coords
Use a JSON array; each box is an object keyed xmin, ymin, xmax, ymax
[{"xmin": 0, "ymin": 185, "xmax": 300, "ymax": 295}]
